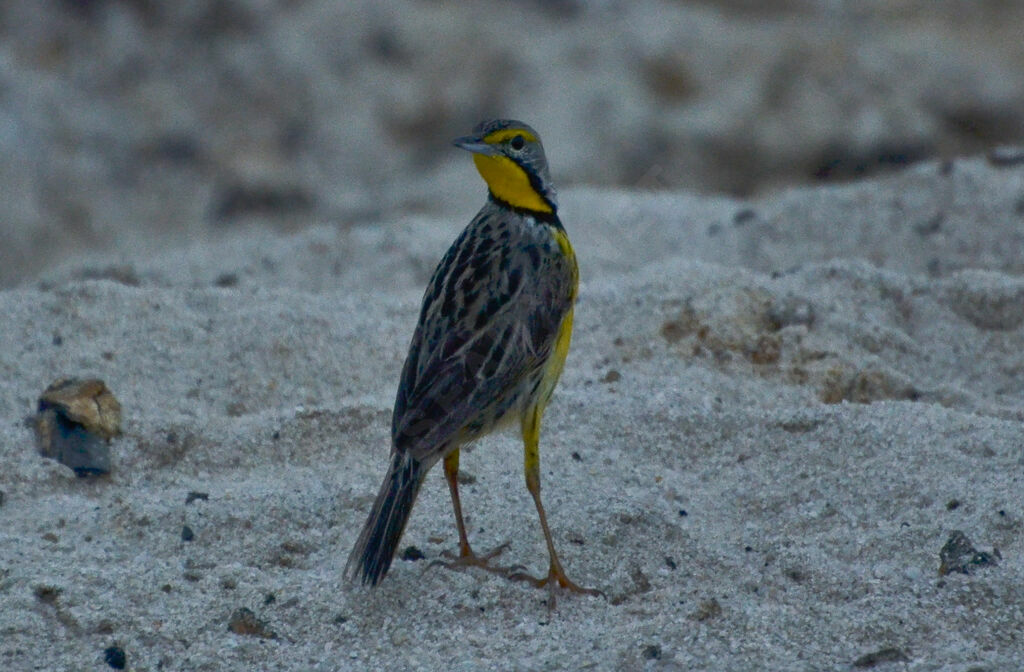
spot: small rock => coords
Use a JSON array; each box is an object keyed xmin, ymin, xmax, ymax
[
  {"xmin": 34, "ymin": 585, "xmax": 62, "ymax": 604},
  {"xmin": 853, "ymin": 647, "xmax": 909, "ymax": 668},
  {"xmin": 401, "ymin": 546, "xmax": 425, "ymax": 561},
  {"xmin": 181, "ymin": 525, "xmax": 195, "ymax": 542},
  {"xmin": 227, "ymin": 607, "xmax": 276, "ymax": 639},
  {"xmin": 185, "ymin": 491, "xmax": 209, "ymax": 505},
  {"xmin": 642, "ymin": 644, "xmax": 662, "ymax": 660},
  {"xmin": 103, "ymin": 646, "xmax": 126, "ymax": 669},
  {"xmin": 733, "ymin": 208, "xmax": 757, "ymax": 225},
  {"xmin": 38, "ymin": 378, "xmax": 121, "ymax": 437},
  {"xmin": 33, "ymin": 378, "xmax": 122, "ymax": 476},
  {"xmin": 214, "ymin": 272, "xmax": 240, "ymax": 287},
  {"xmin": 939, "ymin": 530, "xmax": 1000, "ymax": 575}
]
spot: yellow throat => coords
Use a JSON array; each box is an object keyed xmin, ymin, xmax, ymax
[{"xmin": 472, "ymin": 153, "xmax": 553, "ymax": 214}]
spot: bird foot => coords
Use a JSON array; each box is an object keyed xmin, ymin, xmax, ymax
[
  {"xmin": 508, "ymin": 564, "xmax": 604, "ymax": 603},
  {"xmin": 431, "ymin": 542, "xmax": 521, "ymax": 577}
]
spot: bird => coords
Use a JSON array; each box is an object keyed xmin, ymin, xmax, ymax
[{"xmin": 345, "ymin": 119, "xmax": 599, "ymax": 597}]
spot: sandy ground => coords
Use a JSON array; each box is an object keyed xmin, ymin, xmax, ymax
[
  {"xmin": 2, "ymin": 154, "xmax": 1022, "ymax": 670},
  {"xmin": 3, "ymin": 2, "xmax": 1024, "ymax": 669}
]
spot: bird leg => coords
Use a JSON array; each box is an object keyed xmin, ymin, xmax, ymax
[
  {"xmin": 433, "ymin": 449, "xmax": 513, "ymax": 575},
  {"xmin": 508, "ymin": 410, "xmax": 603, "ymax": 599}
]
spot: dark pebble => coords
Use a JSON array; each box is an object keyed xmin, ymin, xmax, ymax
[
  {"xmin": 185, "ymin": 491, "xmax": 209, "ymax": 505},
  {"xmin": 401, "ymin": 546, "xmax": 425, "ymax": 561},
  {"xmin": 103, "ymin": 646, "xmax": 126, "ymax": 669},
  {"xmin": 181, "ymin": 525, "xmax": 195, "ymax": 542},
  {"xmin": 853, "ymin": 647, "xmax": 909, "ymax": 668},
  {"xmin": 642, "ymin": 644, "xmax": 661, "ymax": 660},
  {"xmin": 215, "ymin": 273, "xmax": 240, "ymax": 287},
  {"xmin": 733, "ymin": 208, "xmax": 757, "ymax": 225},
  {"xmin": 939, "ymin": 530, "xmax": 1001, "ymax": 575}
]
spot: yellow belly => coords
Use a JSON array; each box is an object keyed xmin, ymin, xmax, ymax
[
  {"xmin": 535, "ymin": 305, "xmax": 573, "ymax": 409},
  {"xmin": 519, "ymin": 304, "xmax": 574, "ymax": 474}
]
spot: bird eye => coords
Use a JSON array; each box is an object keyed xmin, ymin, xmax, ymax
[{"xmin": 510, "ymin": 134, "xmax": 525, "ymax": 150}]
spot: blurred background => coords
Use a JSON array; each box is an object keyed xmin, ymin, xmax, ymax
[{"xmin": 2, "ymin": 0, "xmax": 1023, "ymax": 286}]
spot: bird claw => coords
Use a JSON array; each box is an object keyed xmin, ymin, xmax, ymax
[
  {"xmin": 507, "ymin": 566, "xmax": 605, "ymax": 602},
  {"xmin": 432, "ymin": 543, "xmax": 604, "ymax": 606},
  {"xmin": 431, "ymin": 542, "xmax": 515, "ymax": 577},
  {"xmin": 440, "ymin": 541, "xmax": 509, "ymax": 563}
]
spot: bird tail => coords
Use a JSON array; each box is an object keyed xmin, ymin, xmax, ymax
[{"xmin": 345, "ymin": 452, "xmax": 424, "ymax": 586}]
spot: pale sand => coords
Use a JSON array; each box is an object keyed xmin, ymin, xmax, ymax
[{"xmin": 2, "ymin": 157, "xmax": 1022, "ymax": 669}]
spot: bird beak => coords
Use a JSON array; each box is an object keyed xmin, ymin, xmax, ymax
[{"xmin": 453, "ymin": 135, "xmax": 499, "ymax": 156}]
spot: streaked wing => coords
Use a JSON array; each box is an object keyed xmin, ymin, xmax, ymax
[{"xmin": 391, "ymin": 211, "xmax": 572, "ymax": 462}]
